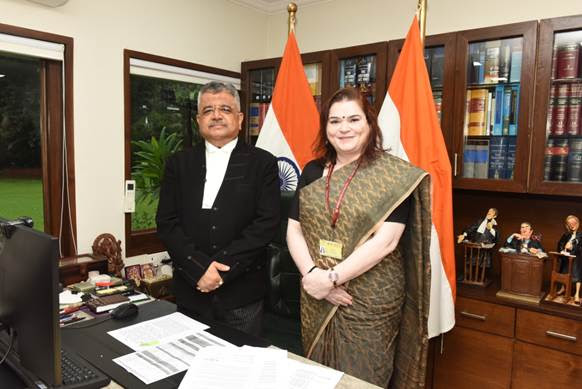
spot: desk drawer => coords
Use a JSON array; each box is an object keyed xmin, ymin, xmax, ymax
[
  {"xmin": 516, "ymin": 309, "xmax": 582, "ymax": 356},
  {"xmin": 455, "ymin": 297, "xmax": 515, "ymax": 337}
]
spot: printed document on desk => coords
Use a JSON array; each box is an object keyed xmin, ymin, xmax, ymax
[
  {"xmin": 178, "ymin": 346, "xmax": 343, "ymax": 389},
  {"xmin": 107, "ymin": 312, "xmax": 209, "ymax": 351},
  {"xmin": 113, "ymin": 332, "xmax": 233, "ymax": 384}
]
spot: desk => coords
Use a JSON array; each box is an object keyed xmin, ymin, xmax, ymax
[{"xmin": 2, "ymin": 300, "xmax": 379, "ymax": 388}]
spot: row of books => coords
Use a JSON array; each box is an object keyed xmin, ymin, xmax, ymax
[
  {"xmin": 546, "ymin": 82, "xmax": 582, "ymax": 136},
  {"xmin": 424, "ymin": 46, "xmax": 444, "ymax": 88},
  {"xmin": 551, "ymin": 42, "xmax": 582, "ymax": 80},
  {"xmin": 467, "ymin": 38, "xmax": 522, "ymax": 85},
  {"xmin": 543, "ymin": 137, "xmax": 582, "ymax": 182},
  {"xmin": 464, "ymin": 85, "xmax": 520, "ymax": 136},
  {"xmin": 463, "ymin": 136, "xmax": 516, "ymax": 180}
]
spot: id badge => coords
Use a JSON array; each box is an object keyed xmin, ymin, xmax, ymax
[{"xmin": 319, "ymin": 239, "xmax": 343, "ymax": 259}]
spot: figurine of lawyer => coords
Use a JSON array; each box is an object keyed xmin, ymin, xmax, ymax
[
  {"xmin": 457, "ymin": 208, "xmax": 499, "ymax": 245},
  {"xmin": 502, "ymin": 222, "xmax": 545, "ymax": 256},
  {"xmin": 556, "ymin": 215, "xmax": 582, "ymax": 303}
]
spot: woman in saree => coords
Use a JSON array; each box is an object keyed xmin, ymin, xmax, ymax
[{"xmin": 286, "ymin": 87, "xmax": 432, "ymax": 388}]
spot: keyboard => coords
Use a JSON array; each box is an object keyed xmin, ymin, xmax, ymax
[{"xmin": 57, "ymin": 347, "xmax": 110, "ymax": 389}]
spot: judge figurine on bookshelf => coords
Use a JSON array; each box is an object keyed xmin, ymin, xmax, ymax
[
  {"xmin": 556, "ymin": 215, "xmax": 582, "ymax": 303},
  {"xmin": 501, "ymin": 222, "xmax": 546, "ymax": 258},
  {"xmin": 457, "ymin": 208, "xmax": 499, "ymax": 245}
]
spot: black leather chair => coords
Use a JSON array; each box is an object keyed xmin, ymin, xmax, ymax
[{"xmin": 262, "ymin": 191, "xmax": 302, "ymax": 354}]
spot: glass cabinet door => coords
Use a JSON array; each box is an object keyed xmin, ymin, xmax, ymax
[
  {"xmin": 338, "ymin": 54, "xmax": 377, "ymax": 104},
  {"xmin": 453, "ymin": 21, "xmax": 537, "ymax": 192},
  {"xmin": 530, "ymin": 15, "xmax": 582, "ymax": 196},
  {"xmin": 425, "ymin": 45, "xmax": 445, "ymax": 124},
  {"xmin": 331, "ymin": 42, "xmax": 387, "ymax": 111},
  {"xmin": 462, "ymin": 37, "xmax": 522, "ymax": 181}
]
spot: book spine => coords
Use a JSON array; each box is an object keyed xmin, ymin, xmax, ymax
[
  {"xmin": 468, "ymin": 89, "xmax": 487, "ymax": 135},
  {"xmin": 550, "ymin": 138, "xmax": 569, "ymax": 181},
  {"xmin": 556, "ymin": 44, "xmax": 580, "ymax": 79},
  {"xmin": 488, "ymin": 136, "xmax": 508, "ymax": 179},
  {"xmin": 498, "ymin": 41, "xmax": 511, "ymax": 83},
  {"xmin": 484, "ymin": 41, "xmax": 501, "ymax": 84},
  {"xmin": 544, "ymin": 138, "xmax": 555, "ymax": 181},
  {"xmin": 509, "ymin": 85, "xmax": 520, "ymax": 136},
  {"xmin": 463, "ymin": 142, "xmax": 476, "ymax": 178},
  {"xmin": 463, "ymin": 90, "xmax": 471, "ymax": 135},
  {"xmin": 509, "ymin": 49, "xmax": 522, "ymax": 83},
  {"xmin": 551, "ymin": 45, "xmax": 559, "ymax": 80},
  {"xmin": 474, "ymin": 139, "xmax": 490, "ymax": 178},
  {"xmin": 478, "ymin": 48, "xmax": 486, "ymax": 84},
  {"xmin": 485, "ymin": 91, "xmax": 493, "ymax": 135},
  {"xmin": 248, "ymin": 102, "xmax": 260, "ymax": 136},
  {"xmin": 547, "ymin": 85, "xmax": 556, "ymax": 134},
  {"xmin": 553, "ymin": 84, "xmax": 569, "ymax": 135},
  {"xmin": 567, "ymin": 82, "xmax": 582, "ymax": 135},
  {"xmin": 502, "ymin": 88, "xmax": 512, "ymax": 135},
  {"xmin": 567, "ymin": 137, "xmax": 582, "ymax": 182},
  {"xmin": 505, "ymin": 136, "xmax": 517, "ymax": 180},
  {"xmin": 493, "ymin": 85, "xmax": 504, "ymax": 135}
]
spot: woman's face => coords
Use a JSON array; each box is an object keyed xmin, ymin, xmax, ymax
[{"xmin": 326, "ymin": 100, "xmax": 370, "ymax": 160}]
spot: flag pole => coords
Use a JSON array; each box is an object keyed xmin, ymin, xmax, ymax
[
  {"xmin": 288, "ymin": 2, "xmax": 297, "ymax": 35},
  {"xmin": 417, "ymin": 0, "xmax": 427, "ymax": 47}
]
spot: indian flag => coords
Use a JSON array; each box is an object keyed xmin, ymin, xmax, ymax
[
  {"xmin": 378, "ymin": 16, "xmax": 456, "ymax": 338},
  {"xmin": 255, "ymin": 31, "xmax": 319, "ymax": 190}
]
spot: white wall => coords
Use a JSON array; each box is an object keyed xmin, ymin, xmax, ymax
[
  {"xmin": 0, "ymin": 0, "xmax": 268, "ymax": 255},
  {"xmin": 264, "ymin": 0, "xmax": 582, "ymax": 57},
  {"xmin": 1, "ymin": 0, "xmax": 581, "ymax": 257}
]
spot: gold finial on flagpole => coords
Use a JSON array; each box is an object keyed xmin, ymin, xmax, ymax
[
  {"xmin": 417, "ymin": 0, "xmax": 427, "ymax": 47},
  {"xmin": 288, "ymin": 2, "xmax": 297, "ymax": 35}
]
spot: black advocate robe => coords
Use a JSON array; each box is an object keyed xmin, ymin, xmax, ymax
[{"xmin": 156, "ymin": 140, "xmax": 280, "ymax": 317}]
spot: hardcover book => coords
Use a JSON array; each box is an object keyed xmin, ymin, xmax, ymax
[{"xmin": 468, "ymin": 89, "xmax": 488, "ymax": 135}]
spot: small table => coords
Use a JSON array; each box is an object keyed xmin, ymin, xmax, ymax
[{"xmin": 548, "ymin": 251, "xmax": 576, "ymax": 303}]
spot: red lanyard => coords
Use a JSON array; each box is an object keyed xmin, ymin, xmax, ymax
[{"xmin": 325, "ymin": 160, "xmax": 361, "ymax": 228}]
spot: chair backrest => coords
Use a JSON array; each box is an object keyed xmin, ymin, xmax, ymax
[{"xmin": 264, "ymin": 191, "xmax": 301, "ymax": 318}]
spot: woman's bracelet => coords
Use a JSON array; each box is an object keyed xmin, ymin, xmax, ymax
[{"xmin": 305, "ymin": 265, "xmax": 318, "ymax": 275}]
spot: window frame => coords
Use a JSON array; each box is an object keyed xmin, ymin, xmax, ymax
[
  {"xmin": 0, "ymin": 22, "xmax": 76, "ymax": 257},
  {"xmin": 123, "ymin": 49, "xmax": 240, "ymax": 257}
]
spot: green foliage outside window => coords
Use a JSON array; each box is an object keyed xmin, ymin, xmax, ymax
[{"xmin": 130, "ymin": 75, "xmax": 203, "ymax": 231}]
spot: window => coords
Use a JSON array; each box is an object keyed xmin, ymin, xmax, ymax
[
  {"xmin": 0, "ymin": 24, "xmax": 75, "ymax": 257},
  {"xmin": 124, "ymin": 50, "xmax": 240, "ymax": 256}
]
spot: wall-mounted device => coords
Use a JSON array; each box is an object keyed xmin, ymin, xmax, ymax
[{"xmin": 123, "ymin": 180, "xmax": 136, "ymax": 213}]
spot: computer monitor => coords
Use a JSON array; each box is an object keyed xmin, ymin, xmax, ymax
[{"xmin": 0, "ymin": 217, "xmax": 62, "ymax": 386}]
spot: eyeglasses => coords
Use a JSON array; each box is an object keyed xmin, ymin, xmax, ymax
[{"xmin": 200, "ymin": 105, "xmax": 237, "ymax": 117}]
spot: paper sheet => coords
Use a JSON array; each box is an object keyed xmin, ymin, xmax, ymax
[
  {"xmin": 107, "ymin": 312, "xmax": 209, "ymax": 351},
  {"xmin": 113, "ymin": 332, "xmax": 233, "ymax": 384}
]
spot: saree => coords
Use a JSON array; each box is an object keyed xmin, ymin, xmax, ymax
[{"xmin": 299, "ymin": 153, "xmax": 432, "ymax": 388}]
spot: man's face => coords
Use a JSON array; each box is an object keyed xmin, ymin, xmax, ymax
[
  {"xmin": 520, "ymin": 224, "xmax": 532, "ymax": 239},
  {"xmin": 486, "ymin": 208, "xmax": 497, "ymax": 220},
  {"xmin": 197, "ymin": 91, "xmax": 243, "ymax": 147}
]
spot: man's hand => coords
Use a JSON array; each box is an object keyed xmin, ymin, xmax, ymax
[
  {"xmin": 512, "ymin": 233, "xmax": 522, "ymax": 240},
  {"xmin": 196, "ymin": 261, "xmax": 230, "ymax": 293},
  {"xmin": 457, "ymin": 234, "xmax": 465, "ymax": 244}
]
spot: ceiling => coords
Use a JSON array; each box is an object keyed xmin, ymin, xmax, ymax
[{"xmin": 228, "ymin": 0, "xmax": 332, "ymax": 14}]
